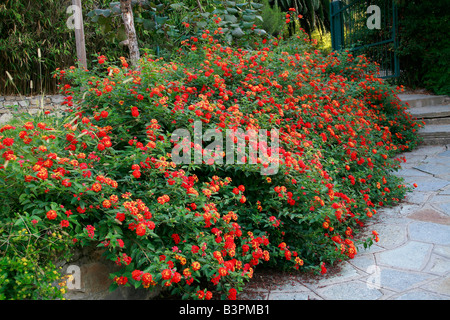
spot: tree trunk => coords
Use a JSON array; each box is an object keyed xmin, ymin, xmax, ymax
[
  {"xmin": 72, "ymin": 0, "xmax": 87, "ymax": 69},
  {"xmin": 120, "ymin": 0, "xmax": 140, "ymax": 67}
]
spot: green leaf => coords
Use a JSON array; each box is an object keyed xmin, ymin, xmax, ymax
[
  {"xmin": 250, "ymin": 2, "xmax": 264, "ymax": 10},
  {"xmin": 253, "ymin": 28, "xmax": 267, "ymax": 35},
  {"xmin": 142, "ymin": 19, "xmax": 155, "ymax": 30},
  {"xmin": 197, "ymin": 21, "xmax": 207, "ymax": 29},
  {"xmin": 242, "ymin": 14, "xmax": 256, "ymax": 22},
  {"xmin": 226, "ymin": 8, "xmax": 239, "ymax": 14},
  {"xmin": 110, "ymin": 3, "xmax": 122, "ymax": 14},
  {"xmin": 155, "ymin": 16, "xmax": 168, "ymax": 25},
  {"xmin": 224, "ymin": 15, "xmax": 238, "ymax": 23},
  {"xmin": 170, "ymin": 3, "xmax": 187, "ymax": 10},
  {"xmin": 94, "ymin": 9, "xmax": 112, "ymax": 18},
  {"xmin": 109, "ymin": 282, "xmax": 118, "ymax": 292}
]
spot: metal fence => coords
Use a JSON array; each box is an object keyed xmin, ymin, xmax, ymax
[{"xmin": 330, "ymin": 0, "xmax": 399, "ymax": 79}]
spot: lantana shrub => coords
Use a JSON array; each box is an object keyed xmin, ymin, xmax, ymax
[{"xmin": 0, "ymin": 19, "xmax": 421, "ymax": 300}]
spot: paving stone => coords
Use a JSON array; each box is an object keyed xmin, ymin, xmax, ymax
[
  {"xmin": 414, "ymin": 157, "xmax": 450, "ymax": 176},
  {"xmin": 437, "ymin": 150, "xmax": 450, "ymax": 157},
  {"xmin": 424, "ymin": 254, "xmax": 450, "ymax": 275},
  {"xmin": 238, "ymin": 291, "xmax": 269, "ymax": 300},
  {"xmin": 376, "ymin": 268, "xmax": 433, "ymax": 292},
  {"xmin": 420, "ymin": 275, "xmax": 450, "ymax": 297},
  {"xmin": 434, "ymin": 202, "xmax": 450, "ymax": 216},
  {"xmin": 436, "ymin": 174, "xmax": 450, "ymax": 181},
  {"xmin": 429, "ymin": 194, "xmax": 450, "ymax": 203},
  {"xmin": 376, "ymin": 241, "xmax": 432, "ymax": 271},
  {"xmin": 370, "ymin": 223, "xmax": 408, "ymax": 249},
  {"xmin": 409, "ymin": 221, "xmax": 450, "ymax": 245},
  {"xmin": 394, "ymin": 168, "xmax": 432, "ymax": 177},
  {"xmin": 356, "ymin": 243, "xmax": 385, "ymax": 255},
  {"xmin": 407, "ymin": 208, "xmax": 450, "ymax": 225},
  {"xmin": 439, "ymin": 188, "xmax": 450, "ymax": 195},
  {"xmin": 434, "ymin": 245, "xmax": 450, "ymax": 258},
  {"xmin": 268, "ymin": 291, "xmax": 318, "ymax": 300},
  {"xmin": 403, "ymin": 192, "xmax": 432, "ymax": 205},
  {"xmin": 375, "ymin": 205, "xmax": 421, "ymax": 220},
  {"xmin": 406, "ymin": 177, "xmax": 450, "ymax": 192},
  {"xmin": 318, "ymin": 262, "xmax": 363, "ymax": 286},
  {"xmin": 270, "ymin": 281, "xmax": 310, "ymax": 293},
  {"xmin": 348, "ymin": 255, "xmax": 378, "ymax": 272},
  {"xmin": 407, "ymin": 145, "xmax": 446, "ymax": 156},
  {"xmin": 316, "ymin": 281, "xmax": 383, "ymax": 300},
  {"xmin": 397, "ymin": 156, "xmax": 428, "ymax": 169},
  {"xmin": 394, "ymin": 289, "xmax": 449, "ymax": 300}
]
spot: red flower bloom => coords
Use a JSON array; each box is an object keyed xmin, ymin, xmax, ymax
[
  {"xmin": 136, "ymin": 223, "xmax": 146, "ymax": 236},
  {"xmin": 98, "ymin": 55, "xmax": 106, "ymax": 64},
  {"xmin": 142, "ymin": 273, "xmax": 153, "ymax": 286},
  {"xmin": 161, "ymin": 269, "xmax": 172, "ymax": 280},
  {"xmin": 86, "ymin": 225, "xmax": 95, "ymax": 239},
  {"xmin": 171, "ymin": 272, "xmax": 181, "ymax": 283},
  {"xmin": 132, "ymin": 270, "xmax": 143, "ymax": 281},
  {"xmin": 171, "ymin": 233, "xmax": 180, "ymax": 244},
  {"xmin": 227, "ymin": 288, "xmax": 237, "ymax": 300},
  {"xmin": 46, "ymin": 210, "xmax": 57, "ymax": 220},
  {"xmin": 131, "ymin": 106, "xmax": 139, "ymax": 117},
  {"xmin": 2, "ymin": 138, "xmax": 14, "ymax": 146},
  {"xmin": 92, "ymin": 182, "xmax": 102, "ymax": 192},
  {"xmin": 132, "ymin": 169, "xmax": 141, "ymax": 178}
]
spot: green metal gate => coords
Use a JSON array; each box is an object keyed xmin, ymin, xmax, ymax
[{"xmin": 330, "ymin": 0, "xmax": 399, "ymax": 79}]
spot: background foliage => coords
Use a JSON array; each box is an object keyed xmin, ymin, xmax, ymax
[
  {"xmin": 0, "ymin": 0, "xmax": 128, "ymax": 96},
  {"xmin": 0, "ymin": 0, "xmax": 333, "ymax": 96},
  {"xmin": 396, "ymin": 0, "xmax": 450, "ymax": 95}
]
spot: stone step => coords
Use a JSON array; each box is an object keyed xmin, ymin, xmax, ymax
[
  {"xmin": 418, "ymin": 124, "xmax": 450, "ymax": 145},
  {"xmin": 422, "ymin": 117, "xmax": 450, "ymax": 125},
  {"xmin": 398, "ymin": 94, "xmax": 450, "ymax": 108},
  {"xmin": 409, "ymin": 105, "xmax": 450, "ymax": 125},
  {"xmin": 419, "ymin": 137, "xmax": 450, "ymax": 145},
  {"xmin": 409, "ymin": 105, "xmax": 450, "ymax": 118}
]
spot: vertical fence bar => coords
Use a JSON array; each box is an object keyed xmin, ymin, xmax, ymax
[
  {"xmin": 331, "ymin": 0, "xmax": 344, "ymax": 50},
  {"xmin": 393, "ymin": 0, "xmax": 400, "ymax": 77}
]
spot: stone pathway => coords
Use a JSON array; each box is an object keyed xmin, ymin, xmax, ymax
[{"xmin": 240, "ymin": 144, "xmax": 450, "ymax": 300}]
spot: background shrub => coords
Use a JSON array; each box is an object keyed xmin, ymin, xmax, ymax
[
  {"xmin": 396, "ymin": 0, "xmax": 450, "ymax": 95},
  {"xmin": 0, "ymin": 14, "xmax": 421, "ymax": 299}
]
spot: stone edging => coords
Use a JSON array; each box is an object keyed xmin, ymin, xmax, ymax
[{"xmin": 0, "ymin": 95, "xmax": 68, "ymax": 124}]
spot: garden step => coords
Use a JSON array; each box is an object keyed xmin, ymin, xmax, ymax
[
  {"xmin": 409, "ymin": 105, "xmax": 450, "ymax": 125},
  {"xmin": 398, "ymin": 94, "xmax": 450, "ymax": 108},
  {"xmin": 421, "ymin": 117, "xmax": 450, "ymax": 125},
  {"xmin": 418, "ymin": 124, "xmax": 450, "ymax": 145},
  {"xmin": 409, "ymin": 105, "xmax": 450, "ymax": 118}
]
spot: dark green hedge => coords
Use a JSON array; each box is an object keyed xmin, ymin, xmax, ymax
[{"xmin": 396, "ymin": 0, "xmax": 450, "ymax": 95}]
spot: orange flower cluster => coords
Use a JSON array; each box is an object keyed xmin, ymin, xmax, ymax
[{"xmin": 0, "ymin": 12, "xmax": 421, "ymax": 300}]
